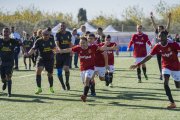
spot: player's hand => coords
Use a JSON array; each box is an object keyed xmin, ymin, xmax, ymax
[
  {"xmin": 129, "ymin": 65, "xmax": 138, "ymax": 69},
  {"xmin": 55, "ymin": 47, "xmax": 61, "ymax": 53},
  {"xmin": 127, "ymin": 47, "xmax": 130, "ymax": 51},
  {"xmin": 150, "ymin": 12, "xmax": 153, "ymax": 16}
]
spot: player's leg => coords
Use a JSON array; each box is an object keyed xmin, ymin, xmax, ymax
[
  {"xmin": 23, "ymin": 57, "xmax": 27, "ymax": 69},
  {"xmin": 1, "ymin": 66, "xmax": 7, "ymax": 91},
  {"xmin": 108, "ymin": 65, "xmax": 115, "ymax": 87},
  {"xmin": 56, "ymin": 55, "xmax": 66, "ymax": 90},
  {"xmin": 64, "ymin": 65, "xmax": 70, "ymax": 90},
  {"xmin": 64, "ymin": 55, "xmax": 71, "ymax": 90},
  {"xmin": 163, "ymin": 69, "xmax": 176, "ymax": 109},
  {"xmin": 45, "ymin": 60, "xmax": 54, "ymax": 93},
  {"xmin": 137, "ymin": 66, "xmax": 141, "ymax": 83},
  {"xmin": 35, "ymin": 60, "xmax": 44, "ymax": 94},
  {"xmin": 5, "ymin": 66, "xmax": 13, "ymax": 97},
  {"xmin": 142, "ymin": 63, "xmax": 148, "ymax": 80},
  {"xmin": 81, "ymin": 70, "xmax": 94, "ymax": 102},
  {"xmin": 157, "ymin": 54, "xmax": 162, "ymax": 80},
  {"xmin": 29, "ymin": 57, "xmax": 31, "ymax": 70}
]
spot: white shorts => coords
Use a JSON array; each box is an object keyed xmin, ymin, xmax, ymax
[
  {"xmin": 162, "ymin": 68, "xmax": 180, "ymax": 81},
  {"xmin": 95, "ymin": 66, "xmax": 106, "ymax": 77},
  {"xmin": 80, "ymin": 69, "xmax": 95, "ymax": 83},
  {"xmin": 108, "ymin": 65, "xmax": 115, "ymax": 73},
  {"xmin": 135, "ymin": 57, "xmax": 145, "ymax": 64}
]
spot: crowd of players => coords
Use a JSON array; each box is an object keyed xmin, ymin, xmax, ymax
[{"xmin": 0, "ymin": 12, "xmax": 179, "ymax": 109}]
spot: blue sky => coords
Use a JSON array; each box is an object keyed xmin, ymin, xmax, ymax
[{"xmin": 0, "ymin": 0, "xmax": 179, "ymax": 20}]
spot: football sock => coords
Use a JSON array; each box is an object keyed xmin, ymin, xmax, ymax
[
  {"xmin": 36, "ymin": 75, "xmax": 41, "ymax": 88},
  {"xmin": 164, "ymin": 84, "xmax": 174, "ymax": 103},
  {"xmin": 84, "ymin": 86, "xmax": 89, "ymax": 96}
]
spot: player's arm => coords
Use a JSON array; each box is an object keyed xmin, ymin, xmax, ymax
[
  {"xmin": 130, "ymin": 54, "xmax": 153, "ymax": 69},
  {"xmin": 166, "ymin": 13, "xmax": 171, "ymax": 32},
  {"xmin": 146, "ymin": 36, "xmax": 153, "ymax": 48},
  {"xmin": 57, "ymin": 48, "xmax": 72, "ymax": 54},
  {"xmin": 99, "ymin": 44, "xmax": 118, "ymax": 51},
  {"xmin": 150, "ymin": 12, "xmax": 157, "ymax": 31},
  {"xmin": 127, "ymin": 36, "xmax": 134, "ymax": 51}
]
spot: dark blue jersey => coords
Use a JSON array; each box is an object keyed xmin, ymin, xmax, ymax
[
  {"xmin": 32, "ymin": 38, "xmax": 56, "ymax": 61},
  {"xmin": 55, "ymin": 31, "xmax": 72, "ymax": 49},
  {"xmin": 0, "ymin": 38, "xmax": 20, "ymax": 63}
]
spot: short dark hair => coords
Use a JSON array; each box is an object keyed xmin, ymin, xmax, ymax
[
  {"xmin": 47, "ymin": 27, "xmax": 51, "ymax": 31},
  {"xmin": 158, "ymin": 31, "xmax": 167, "ymax": 37},
  {"xmin": 97, "ymin": 27, "xmax": 103, "ymax": 31},
  {"xmin": 158, "ymin": 25, "xmax": 164, "ymax": 29},
  {"xmin": 88, "ymin": 33, "xmax": 95, "ymax": 38},
  {"xmin": 106, "ymin": 35, "xmax": 111, "ymax": 38}
]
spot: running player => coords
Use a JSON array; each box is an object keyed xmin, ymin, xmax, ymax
[
  {"xmin": 130, "ymin": 31, "xmax": 180, "ymax": 109},
  {"xmin": 104, "ymin": 35, "xmax": 118, "ymax": 87},
  {"xmin": 0, "ymin": 27, "xmax": 26, "ymax": 97},
  {"xmin": 127, "ymin": 25, "xmax": 152, "ymax": 83},
  {"xmin": 150, "ymin": 12, "xmax": 171, "ymax": 80},
  {"xmin": 23, "ymin": 33, "xmax": 33, "ymax": 70},
  {"xmin": 55, "ymin": 22, "xmax": 72, "ymax": 90},
  {"xmin": 27, "ymin": 29, "xmax": 57, "ymax": 94}
]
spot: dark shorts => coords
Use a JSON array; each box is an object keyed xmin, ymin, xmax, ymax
[
  {"xmin": 1, "ymin": 65, "xmax": 13, "ymax": 79},
  {"xmin": 37, "ymin": 58, "xmax": 54, "ymax": 73},
  {"xmin": 56, "ymin": 53, "xmax": 70, "ymax": 68}
]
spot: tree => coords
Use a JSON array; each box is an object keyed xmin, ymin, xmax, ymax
[
  {"xmin": 155, "ymin": 0, "xmax": 170, "ymax": 18},
  {"xmin": 77, "ymin": 8, "xmax": 87, "ymax": 23},
  {"xmin": 122, "ymin": 5, "xmax": 144, "ymax": 25}
]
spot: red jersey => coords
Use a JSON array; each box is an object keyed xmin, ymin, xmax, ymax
[
  {"xmin": 95, "ymin": 43, "xmax": 105, "ymax": 67},
  {"xmin": 150, "ymin": 41, "xmax": 180, "ymax": 71},
  {"xmin": 128, "ymin": 33, "xmax": 152, "ymax": 57},
  {"xmin": 72, "ymin": 45, "xmax": 97, "ymax": 71},
  {"xmin": 105, "ymin": 42, "xmax": 117, "ymax": 65}
]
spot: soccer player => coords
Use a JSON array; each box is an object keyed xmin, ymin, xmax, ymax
[
  {"xmin": 0, "ymin": 27, "xmax": 26, "ymax": 97},
  {"xmin": 22, "ymin": 33, "xmax": 33, "ymax": 70},
  {"xmin": 57, "ymin": 37, "xmax": 115, "ymax": 102},
  {"xmin": 150, "ymin": 12, "xmax": 171, "ymax": 80},
  {"xmin": 127, "ymin": 25, "xmax": 152, "ymax": 83},
  {"xmin": 104, "ymin": 35, "xmax": 118, "ymax": 87},
  {"xmin": 30, "ymin": 30, "xmax": 38, "ymax": 67},
  {"xmin": 87, "ymin": 33, "xmax": 109, "ymax": 96},
  {"xmin": 130, "ymin": 31, "xmax": 180, "ymax": 109},
  {"xmin": 27, "ymin": 29, "xmax": 57, "ymax": 94},
  {"xmin": 55, "ymin": 22, "xmax": 72, "ymax": 90}
]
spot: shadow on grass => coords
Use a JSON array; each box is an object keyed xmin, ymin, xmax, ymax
[
  {"xmin": 108, "ymin": 102, "xmax": 180, "ymax": 111},
  {"xmin": 0, "ymin": 93, "xmax": 83, "ymax": 103}
]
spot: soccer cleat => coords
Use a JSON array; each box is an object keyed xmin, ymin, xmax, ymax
[
  {"xmin": 81, "ymin": 95, "xmax": 87, "ymax": 102},
  {"xmin": 7, "ymin": 93, "xmax": 11, "ymax": 97},
  {"xmin": 109, "ymin": 83, "xmax": 113, "ymax": 88},
  {"xmin": 167, "ymin": 103, "xmax": 176, "ymax": 109},
  {"xmin": 2, "ymin": 83, "xmax": 7, "ymax": 91},
  {"xmin": 66, "ymin": 83, "xmax": 70, "ymax": 90},
  {"xmin": 50, "ymin": 87, "xmax": 55, "ymax": 93},
  {"xmin": 75, "ymin": 65, "xmax": 79, "ymax": 68},
  {"xmin": 35, "ymin": 87, "xmax": 42, "ymax": 94},
  {"xmin": 138, "ymin": 79, "xmax": 142, "ymax": 83},
  {"xmin": 91, "ymin": 92, "xmax": 96, "ymax": 97},
  {"xmin": 160, "ymin": 75, "xmax": 163, "ymax": 80},
  {"xmin": 144, "ymin": 75, "xmax": 148, "ymax": 80}
]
